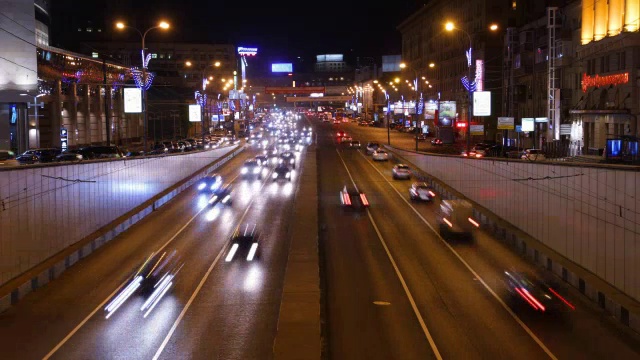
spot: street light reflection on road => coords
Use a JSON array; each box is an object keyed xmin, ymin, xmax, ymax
[
  {"xmin": 243, "ymin": 265, "xmax": 263, "ymax": 292},
  {"xmin": 205, "ymin": 206, "xmax": 221, "ymax": 222},
  {"xmin": 197, "ymin": 194, "xmax": 209, "ymax": 209}
]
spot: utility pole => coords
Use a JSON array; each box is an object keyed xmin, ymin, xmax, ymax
[{"xmin": 103, "ymin": 58, "xmax": 111, "ymax": 145}]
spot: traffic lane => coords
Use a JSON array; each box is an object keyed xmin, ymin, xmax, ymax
[
  {"xmin": 365, "ymin": 149, "xmax": 640, "ymax": 359},
  {"xmin": 344, "ymin": 150, "xmax": 550, "ymax": 359},
  {"xmin": 156, "ymin": 153, "xmax": 306, "ymax": 359},
  {"xmin": 344, "ymin": 123, "xmax": 454, "ymax": 154},
  {"xmin": 47, "ymin": 152, "xmax": 268, "ymax": 359},
  {"xmin": 0, "ymin": 148, "xmax": 254, "ymax": 360},
  {"xmin": 318, "ymin": 145, "xmax": 438, "ymax": 359}
]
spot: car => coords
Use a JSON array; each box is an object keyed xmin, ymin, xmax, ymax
[
  {"xmin": 409, "ymin": 182, "xmax": 436, "ymax": 201},
  {"xmin": 461, "ymin": 150, "xmax": 483, "ymax": 158},
  {"xmin": 438, "ymin": 199, "xmax": 479, "ymax": 240},
  {"xmin": 225, "ymin": 224, "xmax": 261, "ymax": 262},
  {"xmin": 278, "ymin": 151, "xmax": 296, "ymax": 169},
  {"xmin": 339, "ymin": 136, "xmax": 353, "ymax": 144},
  {"xmin": 264, "ymin": 144, "xmax": 278, "ymax": 157},
  {"xmin": 392, "ymin": 164, "xmax": 412, "ymax": 179},
  {"xmin": 105, "ymin": 249, "xmax": 182, "ymax": 319},
  {"xmin": 372, "ymin": 149, "xmax": 389, "ymax": 161},
  {"xmin": 336, "ymin": 130, "xmax": 346, "ymax": 139},
  {"xmin": 431, "ymin": 138, "xmax": 443, "ymax": 146},
  {"xmin": 415, "ymin": 133, "xmax": 427, "ymax": 141},
  {"xmin": 208, "ymin": 183, "xmax": 233, "ymax": 206},
  {"xmin": 0, "ymin": 150, "xmax": 15, "ymax": 161},
  {"xmin": 521, "ymin": 149, "xmax": 546, "ymax": 161},
  {"xmin": 272, "ymin": 164, "xmax": 292, "ymax": 181},
  {"xmin": 366, "ymin": 141, "xmax": 380, "ymax": 154},
  {"xmin": 254, "ymin": 154, "xmax": 269, "ymax": 166},
  {"xmin": 339, "ymin": 185, "xmax": 370, "ymax": 209},
  {"xmin": 504, "ymin": 270, "xmax": 575, "ymax": 313},
  {"xmin": 56, "ymin": 150, "xmax": 83, "ymax": 162},
  {"xmin": 197, "ymin": 173, "xmax": 223, "ymax": 192},
  {"xmin": 241, "ymin": 159, "xmax": 265, "ymax": 179},
  {"xmin": 349, "ymin": 140, "xmax": 361, "ymax": 149}
]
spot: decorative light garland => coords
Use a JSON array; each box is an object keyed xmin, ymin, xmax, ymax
[{"xmin": 132, "ymin": 68, "xmax": 155, "ymax": 90}]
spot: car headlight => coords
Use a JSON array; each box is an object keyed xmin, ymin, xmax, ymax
[
  {"xmin": 285, "ymin": 172, "xmax": 290, "ymax": 178},
  {"xmin": 198, "ymin": 183, "xmax": 206, "ymax": 190},
  {"xmin": 272, "ymin": 173, "xmax": 278, "ymax": 179},
  {"xmin": 253, "ymin": 167, "xmax": 260, "ymax": 174},
  {"xmin": 241, "ymin": 167, "xmax": 248, "ymax": 174},
  {"xmin": 290, "ymin": 159, "xmax": 294, "ymax": 164}
]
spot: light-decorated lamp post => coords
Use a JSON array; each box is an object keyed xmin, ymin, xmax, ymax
[
  {"xmin": 400, "ymin": 62, "xmax": 421, "ymax": 151},
  {"xmin": 116, "ymin": 20, "xmax": 169, "ymax": 154},
  {"xmin": 186, "ymin": 60, "xmax": 221, "ymax": 149}
]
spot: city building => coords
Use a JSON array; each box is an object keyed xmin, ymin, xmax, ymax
[
  {"xmin": 397, "ymin": 0, "xmax": 514, "ymax": 141},
  {"xmin": 573, "ymin": 0, "xmax": 640, "ymax": 156}
]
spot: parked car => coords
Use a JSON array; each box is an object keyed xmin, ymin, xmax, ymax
[
  {"xmin": 431, "ymin": 138, "xmax": 443, "ymax": 146},
  {"xmin": 521, "ymin": 149, "xmax": 546, "ymax": 161},
  {"xmin": 16, "ymin": 150, "xmax": 39, "ymax": 165},
  {"xmin": 16, "ymin": 148, "xmax": 60, "ymax": 164},
  {"xmin": 80, "ymin": 146, "xmax": 124, "ymax": 159},
  {"xmin": 56, "ymin": 150, "xmax": 83, "ymax": 162}
]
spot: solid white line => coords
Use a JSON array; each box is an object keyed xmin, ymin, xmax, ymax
[
  {"xmin": 336, "ymin": 150, "xmax": 443, "ymax": 360},
  {"xmin": 361, "ymin": 151, "xmax": 558, "ymax": 360},
  {"xmin": 152, "ymin": 164, "xmax": 273, "ymax": 360},
  {"xmin": 43, "ymin": 173, "xmax": 243, "ymax": 359}
]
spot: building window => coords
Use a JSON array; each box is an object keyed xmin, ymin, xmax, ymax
[
  {"xmin": 600, "ymin": 56, "xmax": 608, "ymax": 72},
  {"xmin": 514, "ymin": 54, "xmax": 521, "ymax": 69},
  {"xmin": 619, "ymin": 51, "xmax": 626, "ymax": 69}
]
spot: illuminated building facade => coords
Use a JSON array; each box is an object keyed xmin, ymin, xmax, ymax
[{"xmin": 572, "ymin": 0, "xmax": 640, "ymax": 154}]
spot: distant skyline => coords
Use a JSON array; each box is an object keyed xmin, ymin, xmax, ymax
[{"xmin": 50, "ymin": 0, "xmax": 425, "ymax": 61}]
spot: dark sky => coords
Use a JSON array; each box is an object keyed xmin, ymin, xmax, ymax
[{"xmin": 51, "ymin": 0, "xmax": 425, "ymax": 60}]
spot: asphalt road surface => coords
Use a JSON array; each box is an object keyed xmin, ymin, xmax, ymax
[
  {"xmin": 317, "ymin": 117, "xmax": 640, "ymax": 359},
  {"xmin": 0, "ymin": 132, "xmax": 312, "ymax": 359}
]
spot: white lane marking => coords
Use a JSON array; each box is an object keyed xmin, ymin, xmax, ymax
[
  {"xmin": 360, "ymin": 151, "xmax": 558, "ymax": 360},
  {"xmin": 152, "ymin": 157, "xmax": 280, "ymax": 360},
  {"xmin": 43, "ymin": 173, "xmax": 243, "ymax": 360},
  {"xmin": 336, "ymin": 150, "xmax": 443, "ymax": 360},
  {"xmin": 373, "ymin": 301, "xmax": 392, "ymax": 306}
]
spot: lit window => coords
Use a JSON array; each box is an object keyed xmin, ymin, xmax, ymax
[
  {"xmin": 152, "ymin": 53, "xmax": 158, "ymax": 59},
  {"xmin": 86, "ymin": 28, "xmax": 92, "ymax": 32},
  {"xmin": 512, "ymin": 1, "xmax": 516, "ymax": 10},
  {"xmin": 92, "ymin": 52, "xmax": 99, "ymax": 58}
]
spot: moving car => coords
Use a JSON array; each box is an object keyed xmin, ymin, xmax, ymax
[
  {"xmin": 241, "ymin": 159, "xmax": 265, "ymax": 179},
  {"xmin": 272, "ymin": 164, "xmax": 292, "ymax": 181},
  {"xmin": 197, "ymin": 173, "xmax": 223, "ymax": 192},
  {"xmin": 349, "ymin": 140, "xmax": 361, "ymax": 149},
  {"xmin": 521, "ymin": 149, "xmax": 546, "ymax": 161},
  {"xmin": 366, "ymin": 142, "xmax": 380, "ymax": 154},
  {"xmin": 208, "ymin": 183, "xmax": 233, "ymax": 206},
  {"xmin": 225, "ymin": 224, "xmax": 261, "ymax": 262},
  {"xmin": 56, "ymin": 150, "xmax": 83, "ymax": 162},
  {"xmin": 254, "ymin": 154, "xmax": 269, "ymax": 166},
  {"xmin": 105, "ymin": 249, "xmax": 182, "ymax": 319},
  {"xmin": 16, "ymin": 148, "xmax": 60, "ymax": 164},
  {"xmin": 0, "ymin": 150, "xmax": 15, "ymax": 161},
  {"xmin": 372, "ymin": 149, "xmax": 389, "ymax": 161},
  {"xmin": 409, "ymin": 182, "xmax": 436, "ymax": 201},
  {"xmin": 339, "ymin": 185, "xmax": 370, "ymax": 210},
  {"xmin": 278, "ymin": 151, "xmax": 296, "ymax": 169},
  {"xmin": 504, "ymin": 270, "xmax": 575, "ymax": 313},
  {"xmin": 438, "ymin": 199, "xmax": 479, "ymax": 240},
  {"xmin": 392, "ymin": 164, "xmax": 412, "ymax": 179}
]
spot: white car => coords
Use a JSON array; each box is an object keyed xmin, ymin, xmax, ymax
[
  {"xmin": 392, "ymin": 164, "xmax": 411, "ymax": 179},
  {"xmin": 372, "ymin": 150, "xmax": 389, "ymax": 161},
  {"xmin": 521, "ymin": 149, "xmax": 546, "ymax": 161},
  {"xmin": 409, "ymin": 182, "xmax": 436, "ymax": 201}
]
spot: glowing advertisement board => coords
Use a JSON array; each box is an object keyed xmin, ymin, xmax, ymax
[
  {"xmin": 189, "ymin": 104, "xmax": 201, "ymax": 122},
  {"xmin": 473, "ymin": 91, "xmax": 491, "ymax": 116},
  {"xmin": 123, "ymin": 88, "xmax": 142, "ymax": 113},
  {"xmin": 237, "ymin": 47, "xmax": 258, "ymax": 56},
  {"xmin": 272, "ymin": 63, "xmax": 293, "ymax": 72},
  {"xmin": 521, "ymin": 118, "xmax": 534, "ymax": 132}
]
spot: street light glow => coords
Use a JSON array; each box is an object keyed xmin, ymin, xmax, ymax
[
  {"xmin": 116, "ymin": 22, "xmax": 125, "ymax": 29},
  {"xmin": 159, "ymin": 21, "xmax": 170, "ymax": 29},
  {"xmin": 489, "ymin": 23, "xmax": 499, "ymax": 31},
  {"xmin": 209, "ymin": 76, "xmax": 213, "ymax": 80},
  {"xmin": 399, "ymin": 63, "xmax": 407, "ymax": 69},
  {"xmin": 429, "ymin": 62, "xmax": 435, "ymax": 68},
  {"xmin": 394, "ymin": 78, "xmax": 400, "ymax": 83},
  {"xmin": 214, "ymin": 61, "xmax": 221, "ymax": 67},
  {"xmin": 185, "ymin": 61, "xmax": 192, "ymax": 67},
  {"xmin": 445, "ymin": 22, "xmax": 455, "ymax": 31}
]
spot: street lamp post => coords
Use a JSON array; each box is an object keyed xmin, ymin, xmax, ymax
[
  {"xmin": 445, "ymin": 22, "xmax": 473, "ymax": 154},
  {"xmin": 400, "ymin": 62, "xmax": 420, "ymax": 151},
  {"xmin": 186, "ymin": 61, "xmax": 221, "ymax": 149},
  {"xmin": 116, "ymin": 20, "xmax": 169, "ymax": 154}
]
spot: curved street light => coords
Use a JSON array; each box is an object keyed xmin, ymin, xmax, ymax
[{"xmin": 115, "ymin": 20, "xmax": 170, "ymax": 153}]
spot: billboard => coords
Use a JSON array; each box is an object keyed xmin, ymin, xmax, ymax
[
  {"xmin": 316, "ymin": 54, "xmax": 343, "ymax": 62},
  {"xmin": 473, "ymin": 91, "xmax": 491, "ymax": 116},
  {"xmin": 521, "ymin": 118, "xmax": 534, "ymax": 132},
  {"xmin": 237, "ymin": 47, "xmax": 258, "ymax": 56},
  {"xmin": 497, "ymin": 117, "xmax": 515, "ymax": 130},
  {"xmin": 189, "ymin": 104, "xmax": 201, "ymax": 122},
  {"xmin": 424, "ymin": 101, "xmax": 456, "ymax": 126},
  {"xmin": 123, "ymin": 88, "xmax": 142, "ymax": 113},
  {"xmin": 382, "ymin": 55, "xmax": 401, "ymax": 72},
  {"xmin": 272, "ymin": 63, "xmax": 293, "ymax": 73}
]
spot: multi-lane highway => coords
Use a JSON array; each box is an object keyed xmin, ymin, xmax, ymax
[
  {"xmin": 0, "ymin": 115, "xmax": 313, "ymax": 359},
  {"xmin": 318, "ymin": 118, "xmax": 640, "ymax": 359}
]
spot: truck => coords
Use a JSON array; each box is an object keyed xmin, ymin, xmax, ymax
[{"xmin": 437, "ymin": 199, "xmax": 480, "ymax": 240}]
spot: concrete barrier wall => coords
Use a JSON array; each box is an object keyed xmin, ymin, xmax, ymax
[
  {"xmin": 0, "ymin": 146, "xmax": 238, "ymax": 286},
  {"xmin": 392, "ymin": 148, "xmax": 640, "ymax": 302}
]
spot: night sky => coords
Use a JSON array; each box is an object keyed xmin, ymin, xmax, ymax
[{"xmin": 51, "ymin": 0, "xmax": 425, "ymax": 60}]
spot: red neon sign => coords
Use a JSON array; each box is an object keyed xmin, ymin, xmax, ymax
[
  {"xmin": 582, "ymin": 72, "xmax": 629, "ymax": 92},
  {"xmin": 456, "ymin": 122, "xmax": 467, "ymax": 128}
]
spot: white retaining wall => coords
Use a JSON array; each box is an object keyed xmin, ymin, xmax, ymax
[
  {"xmin": 0, "ymin": 146, "xmax": 240, "ymax": 286},
  {"xmin": 394, "ymin": 148, "xmax": 640, "ymax": 302}
]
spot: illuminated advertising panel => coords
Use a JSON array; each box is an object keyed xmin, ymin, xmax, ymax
[
  {"xmin": 521, "ymin": 118, "xmax": 534, "ymax": 132},
  {"xmin": 189, "ymin": 104, "xmax": 201, "ymax": 122},
  {"xmin": 473, "ymin": 91, "xmax": 491, "ymax": 116},
  {"xmin": 124, "ymin": 88, "xmax": 142, "ymax": 113},
  {"xmin": 272, "ymin": 63, "xmax": 293, "ymax": 72},
  {"xmin": 237, "ymin": 47, "xmax": 258, "ymax": 56}
]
